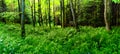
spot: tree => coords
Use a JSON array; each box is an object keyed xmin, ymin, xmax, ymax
[
  {"xmin": 21, "ymin": 0, "xmax": 25, "ymax": 37},
  {"xmin": 60, "ymin": 0, "xmax": 63, "ymax": 27},
  {"xmin": 48, "ymin": 0, "xmax": 51, "ymax": 28},
  {"xmin": 53, "ymin": 0, "xmax": 55, "ymax": 26},
  {"xmin": 31, "ymin": 3, "xmax": 34, "ymax": 27},
  {"xmin": 38, "ymin": 0, "xmax": 42, "ymax": 26},
  {"xmin": 104, "ymin": 0, "xmax": 112, "ymax": 31},
  {"xmin": 70, "ymin": 0, "xmax": 77, "ymax": 29},
  {"xmin": 60, "ymin": 0, "xmax": 65, "ymax": 27},
  {"xmin": 18, "ymin": 0, "xmax": 21, "ymax": 24},
  {"xmin": 33, "ymin": 0, "xmax": 36, "ymax": 27}
]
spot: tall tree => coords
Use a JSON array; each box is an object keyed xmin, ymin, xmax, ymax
[
  {"xmin": 31, "ymin": 3, "xmax": 34, "ymax": 27},
  {"xmin": 60, "ymin": 0, "xmax": 65, "ymax": 27},
  {"xmin": 18, "ymin": 0, "xmax": 21, "ymax": 24},
  {"xmin": 38, "ymin": 0, "xmax": 42, "ymax": 26},
  {"xmin": 70, "ymin": 0, "xmax": 77, "ymax": 29},
  {"xmin": 63, "ymin": 0, "xmax": 65, "ymax": 27},
  {"xmin": 53, "ymin": 0, "xmax": 55, "ymax": 26},
  {"xmin": 44, "ymin": 3, "xmax": 48, "ymax": 26},
  {"xmin": 48, "ymin": 0, "xmax": 51, "ymax": 28},
  {"xmin": 21, "ymin": 0, "xmax": 25, "ymax": 37},
  {"xmin": 33, "ymin": 0, "xmax": 36, "ymax": 27},
  {"xmin": 104, "ymin": 0, "xmax": 112, "ymax": 31},
  {"xmin": 60, "ymin": 0, "xmax": 63, "ymax": 27}
]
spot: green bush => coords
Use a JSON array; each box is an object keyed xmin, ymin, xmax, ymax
[{"xmin": 0, "ymin": 12, "xmax": 19, "ymax": 23}]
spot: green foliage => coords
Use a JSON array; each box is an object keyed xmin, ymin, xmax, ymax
[
  {"xmin": 5, "ymin": 0, "xmax": 18, "ymax": 11},
  {"xmin": 0, "ymin": 12, "xmax": 19, "ymax": 23},
  {"xmin": 112, "ymin": 0, "xmax": 120, "ymax": 3},
  {"xmin": 79, "ymin": 0, "xmax": 104, "ymax": 26},
  {"xmin": 0, "ymin": 0, "xmax": 110, "ymax": 26},
  {"xmin": 0, "ymin": 23, "xmax": 120, "ymax": 54}
]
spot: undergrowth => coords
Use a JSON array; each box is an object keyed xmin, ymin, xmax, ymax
[{"xmin": 0, "ymin": 23, "xmax": 120, "ymax": 54}]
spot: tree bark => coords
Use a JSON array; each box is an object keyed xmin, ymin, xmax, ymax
[
  {"xmin": 48, "ymin": 0, "xmax": 51, "ymax": 28},
  {"xmin": 38, "ymin": 0, "xmax": 42, "ymax": 26},
  {"xmin": 104, "ymin": 0, "xmax": 112, "ymax": 31},
  {"xmin": 18, "ymin": 0, "xmax": 21, "ymax": 24},
  {"xmin": 60, "ymin": 0, "xmax": 65, "ymax": 27},
  {"xmin": 53, "ymin": 0, "xmax": 55, "ymax": 26},
  {"xmin": 70, "ymin": 0, "xmax": 77, "ymax": 29},
  {"xmin": 60, "ymin": 0, "xmax": 63, "ymax": 27},
  {"xmin": 33, "ymin": 0, "xmax": 36, "ymax": 27},
  {"xmin": 21, "ymin": 0, "xmax": 25, "ymax": 37}
]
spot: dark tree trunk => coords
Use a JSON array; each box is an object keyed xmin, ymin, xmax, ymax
[
  {"xmin": 48, "ymin": 0, "xmax": 51, "ymax": 28},
  {"xmin": 31, "ymin": 4, "xmax": 34, "ymax": 27},
  {"xmin": 18, "ymin": 0, "xmax": 21, "ymax": 24},
  {"xmin": 21, "ymin": 0, "xmax": 25, "ymax": 37},
  {"xmin": 60, "ymin": 0, "xmax": 63, "ymax": 27},
  {"xmin": 33, "ymin": 0, "xmax": 36, "ymax": 27},
  {"xmin": 53, "ymin": 0, "xmax": 55, "ymax": 26},
  {"xmin": 38, "ymin": 0, "xmax": 42, "ymax": 26},
  {"xmin": 63, "ymin": 0, "xmax": 66, "ymax": 27},
  {"xmin": 45, "ymin": 7, "xmax": 48, "ymax": 26}
]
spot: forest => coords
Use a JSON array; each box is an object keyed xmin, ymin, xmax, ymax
[{"xmin": 0, "ymin": 0, "xmax": 120, "ymax": 54}]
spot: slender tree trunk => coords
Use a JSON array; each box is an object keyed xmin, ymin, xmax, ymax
[
  {"xmin": 60, "ymin": 0, "xmax": 65, "ymax": 27},
  {"xmin": 104, "ymin": 0, "xmax": 111, "ymax": 31},
  {"xmin": 60, "ymin": 0, "xmax": 63, "ymax": 27},
  {"xmin": 53, "ymin": 0, "xmax": 55, "ymax": 26},
  {"xmin": 38, "ymin": 0, "xmax": 42, "ymax": 26},
  {"xmin": 18, "ymin": 0, "xmax": 21, "ymax": 24},
  {"xmin": 38, "ymin": 0, "xmax": 40, "ymax": 26},
  {"xmin": 33, "ymin": 0, "xmax": 36, "ymax": 27},
  {"xmin": 78, "ymin": 0, "xmax": 81, "ymax": 14},
  {"xmin": 21, "ymin": 0, "xmax": 25, "ymax": 37},
  {"xmin": 70, "ymin": 0, "xmax": 77, "ymax": 29},
  {"xmin": 48, "ymin": 0, "xmax": 51, "ymax": 28},
  {"xmin": 45, "ymin": 7, "xmax": 48, "ymax": 26},
  {"xmin": 63, "ymin": 0, "xmax": 65, "ymax": 27},
  {"xmin": 31, "ymin": 4, "xmax": 34, "ymax": 27}
]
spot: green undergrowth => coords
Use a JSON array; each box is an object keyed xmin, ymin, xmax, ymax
[{"xmin": 0, "ymin": 23, "xmax": 120, "ymax": 54}]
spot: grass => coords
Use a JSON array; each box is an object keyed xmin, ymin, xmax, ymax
[{"xmin": 0, "ymin": 23, "xmax": 120, "ymax": 54}]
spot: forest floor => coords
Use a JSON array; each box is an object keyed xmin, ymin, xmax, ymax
[{"xmin": 0, "ymin": 22, "xmax": 120, "ymax": 54}]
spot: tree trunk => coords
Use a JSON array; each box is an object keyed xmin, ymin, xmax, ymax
[
  {"xmin": 60, "ymin": 0, "xmax": 65, "ymax": 27},
  {"xmin": 60, "ymin": 0, "xmax": 63, "ymax": 27},
  {"xmin": 31, "ymin": 3, "xmax": 34, "ymax": 27},
  {"xmin": 104, "ymin": 0, "xmax": 112, "ymax": 31},
  {"xmin": 33, "ymin": 0, "xmax": 36, "ymax": 27},
  {"xmin": 70, "ymin": 0, "xmax": 77, "ymax": 29},
  {"xmin": 21, "ymin": 0, "xmax": 25, "ymax": 37},
  {"xmin": 53, "ymin": 0, "xmax": 55, "ymax": 26},
  {"xmin": 18, "ymin": 0, "xmax": 21, "ymax": 24},
  {"xmin": 44, "ymin": 1, "xmax": 48, "ymax": 26},
  {"xmin": 63, "ymin": 0, "xmax": 66, "ymax": 27},
  {"xmin": 48, "ymin": 0, "xmax": 51, "ymax": 28},
  {"xmin": 38, "ymin": 0, "xmax": 42, "ymax": 26}
]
